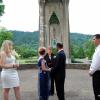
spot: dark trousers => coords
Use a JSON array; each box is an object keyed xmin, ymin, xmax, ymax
[
  {"xmin": 93, "ymin": 71, "xmax": 100, "ymax": 100},
  {"xmin": 39, "ymin": 73, "xmax": 49, "ymax": 100},
  {"xmin": 55, "ymin": 75, "xmax": 65, "ymax": 100},
  {"xmin": 50, "ymin": 73, "xmax": 55, "ymax": 95},
  {"xmin": 39, "ymin": 96, "xmax": 48, "ymax": 100}
]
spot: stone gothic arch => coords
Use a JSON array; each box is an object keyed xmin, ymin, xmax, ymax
[
  {"xmin": 39, "ymin": 0, "xmax": 70, "ymax": 63},
  {"xmin": 49, "ymin": 12, "xmax": 62, "ymax": 48}
]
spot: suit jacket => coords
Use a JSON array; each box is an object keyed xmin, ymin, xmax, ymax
[
  {"xmin": 52, "ymin": 50, "xmax": 66, "ymax": 78},
  {"xmin": 44, "ymin": 53, "xmax": 55, "ymax": 68}
]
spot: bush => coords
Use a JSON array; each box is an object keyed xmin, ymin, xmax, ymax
[
  {"xmin": 15, "ymin": 45, "xmax": 38, "ymax": 58},
  {"xmin": 52, "ymin": 48, "xmax": 57, "ymax": 55}
]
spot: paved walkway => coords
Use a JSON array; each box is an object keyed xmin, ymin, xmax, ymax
[{"xmin": 0, "ymin": 69, "xmax": 94, "ymax": 100}]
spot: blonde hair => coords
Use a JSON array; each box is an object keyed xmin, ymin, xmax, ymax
[
  {"xmin": 0, "ymin": 40, "xmax": 13, "ymax": 66},
  {"xmin": 0, "ymin": 40, "xmax": 13, "ymax": 53}
]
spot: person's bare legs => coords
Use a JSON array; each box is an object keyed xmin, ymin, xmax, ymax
[
  {"xmin": 3, "ymin": 88, "xmax": 10, "ymax": 100},
  {"xmin": 13, "ymin": 86, "xmax": 21, "ymax": 100}
]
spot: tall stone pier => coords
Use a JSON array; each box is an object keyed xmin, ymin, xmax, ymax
[{"xmin": 39, "ymin": 0, "xmax": 70, "ymax": 63}]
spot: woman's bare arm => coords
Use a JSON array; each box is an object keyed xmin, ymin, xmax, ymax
[{"xmin": 41, "ymin": 59, "xmax": 51, "ymax": 71}]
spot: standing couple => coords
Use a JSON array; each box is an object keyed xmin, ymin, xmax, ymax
[{"xmin": 38, "ymin": 43, "xmax": 66, "ymax": 100}]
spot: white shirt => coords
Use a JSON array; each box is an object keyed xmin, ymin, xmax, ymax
[
  {"xmin": 49, "ymin": 55, "xmax": 51, "ymax": 60},
  {"xmin": 89, "ymin": 45, "xmax": 100, "ymax": 74}
]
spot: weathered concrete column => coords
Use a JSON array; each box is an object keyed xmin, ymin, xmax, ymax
[
  {"xmin": 39, "ymin": 0, "xmax": 71, "ymax": 63},
  {"xmin": 63, "ymin": 0, "xmax": 71, "ymax": 63},
  {"xmin": 39, "ymin": 0, "xmax": 45, "ymax": 47}
]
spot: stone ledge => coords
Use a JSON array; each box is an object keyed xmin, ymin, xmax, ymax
[
  {"xmin": 67, "ymin": 63, "xmax": 90, "ymax": 70},
  {"xmin": 0, "ymin": 63, "xmax": 90, "ymax": 71}
]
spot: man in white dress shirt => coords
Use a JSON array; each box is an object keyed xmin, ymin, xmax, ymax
[{"xmin": 89, "ymin": 34, "xmax": 100, "ymax": 100}]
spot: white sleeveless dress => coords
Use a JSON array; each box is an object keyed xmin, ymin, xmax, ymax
[{"xmin": 1, "ymin": 55, "xmax": 20, "ymax": 88}]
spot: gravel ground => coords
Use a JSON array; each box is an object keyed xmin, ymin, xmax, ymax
[{"xmin": 0, "ymin": 69, "xmax": 94, "ymax": 100}]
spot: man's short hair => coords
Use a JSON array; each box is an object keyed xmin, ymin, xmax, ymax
[
  {"xmin": 93, "ymin": 34, "xmax": 100, "ymax": 39},
  {"xmin": 56, "ymin": 43, "xmax": 63, "ymax": 49}
]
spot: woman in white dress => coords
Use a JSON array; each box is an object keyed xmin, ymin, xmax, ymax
[{"xmin": 0, "ymin": 40, "xmax": 21, "ymax": 100}]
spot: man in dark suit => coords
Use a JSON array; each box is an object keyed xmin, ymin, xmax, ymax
[
  {"xmin": 44, "ymin": 46, "xmax": 55, "ymax": 95},
  {"xmin": 51, "ymin": 43, "xmax": 66, "ymax": 100}
]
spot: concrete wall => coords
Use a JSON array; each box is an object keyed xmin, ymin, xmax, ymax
[{"xmin": 0, "ymin": 63, "xmax": 90, "ymax": 71}]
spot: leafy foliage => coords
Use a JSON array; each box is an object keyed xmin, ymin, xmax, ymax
[
  {"xmin": 70, "ymin": 33, "xmax": 94, "ymax": 59},
  {"xmin": 0, "ymin": 0, "xmax": 4, "ymax": 16},
  {"xmin": 15, "ymin": 45, "xmax": 37, "ymax": 58},
  {"xmin": 11, "ymin": 30, "xmax": 39, "ymax": 58},
  {"xmin": 12, "ymin": 30, "xmax": 39, "ymax": 49},
  {"xmin": 0, "ymin": 27, "xmax": 13, "ymax": 46},
  {"xmin": 70, "ymin": 33, "xmax": 92, "ymax": 47},
  {"xmin": 84, "ymin": 40, "xmax": 95, "ymax": 59},
  {"xmin": 49, "ymin": 12, "xmax": 59, "ymax": 24},
  {"xmin": 0, "ymin": 0, "xmax": 2, "ymax": 2},
  {"xmin": 10, "ymin": 30, "xmax": 94, "ymax": 59}
]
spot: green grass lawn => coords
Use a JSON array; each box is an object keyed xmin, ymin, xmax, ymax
[{"xmin": 18, "ymin": 56, "xmax": 38, "ymax": 64}]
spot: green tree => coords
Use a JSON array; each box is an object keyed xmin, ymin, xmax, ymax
[
  {"xmin": 70, "ymin": 44, "xmax": 80, "ymax": 58},
  {"xmin": 77, "ymin": 47, "xmax": 85, "ymax": 58},
  {"xmin": 0, "ymin": 0, "xmax": 5, "ymax": 16},
  {"xmin": 84, "ymin": 40, "xmax": 95, "ymax": 59},
  {"xmin": 15, "ymin": 45, "xmax": 37, "ymax": 58},
  {"xmin": 52, "ymin": 48, "xmax": 57, "ymax": 55},
  {"xmin": 0, "ymin": 27, "xmax": 13, "ymax": 46}
]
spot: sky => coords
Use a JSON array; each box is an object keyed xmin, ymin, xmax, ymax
[
  {"xmin": 0, "ymin": 0, "xmax": 100, "ymax": 35},
  {"xmin": 0, "ymin": 0, "xmax": 39, "ymax": 32}
]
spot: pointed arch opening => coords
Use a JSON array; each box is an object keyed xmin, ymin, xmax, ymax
[{"xmin": 49, "ymin": 12, "xmax": 60, "ymax": 25}]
